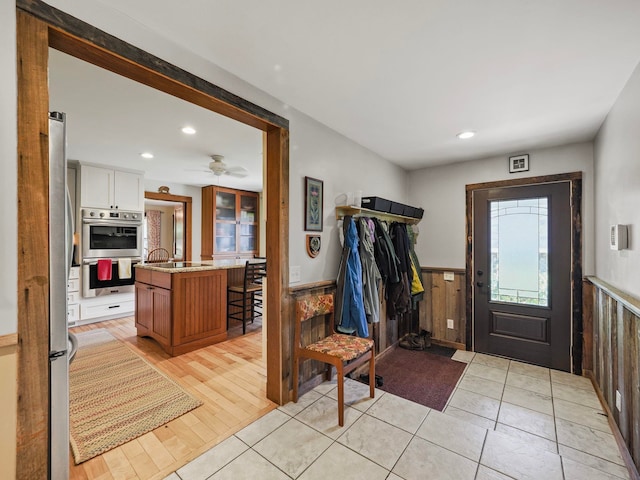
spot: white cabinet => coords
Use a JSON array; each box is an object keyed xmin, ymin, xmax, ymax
[
  {"xmin": 80, "ymin": 164, "xmax": 144, "ymax": 211},
  {"xmin": 67, "ymin": 266, "xmax": 80, "ymax": 324}
]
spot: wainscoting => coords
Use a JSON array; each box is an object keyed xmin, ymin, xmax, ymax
[
  {"xmin": 584, "ymin": 276, "xmax": 640, "ymax": 476},
  {"xmin": 418, "ymin": 267, "xmax": 466, "ymax": 350}
]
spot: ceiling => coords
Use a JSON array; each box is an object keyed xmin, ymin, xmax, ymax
[
  {"xmin": 49, "ymin": 0, "xmax": 640, "ymax": 181},
  {"xmin": 48, "ymin": 50, "xmax": 265, "ymax": 190}
]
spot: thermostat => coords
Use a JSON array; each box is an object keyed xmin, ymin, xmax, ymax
[{"xmin": 610, "ymin": 224, "xmax": 628, "ymax": 250}]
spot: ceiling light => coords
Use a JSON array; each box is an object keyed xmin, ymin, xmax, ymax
[
  {"xmin": 181, "ymin": 126, "xmax": 196, "ymax": 135},
  {"xmin": 140, "ymin": 152, "xmax": 154, "ymax": 159},
  {"xmin": 457, "ymin": 131, "xmax": 475, "ymax": 139}
]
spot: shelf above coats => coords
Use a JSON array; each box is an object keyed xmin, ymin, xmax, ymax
[{"xmin": 335, "ymin": 206, "xmax": 420, "ymax": 225}]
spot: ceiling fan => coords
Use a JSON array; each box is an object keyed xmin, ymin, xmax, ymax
[{"xmin": 200, "ymin": 154, "xmax": 249, "ymax": 178}]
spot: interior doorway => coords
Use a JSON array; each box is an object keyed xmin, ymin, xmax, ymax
[
  {"xmin": 16, "ymin": 5, "xmax": 289, "ymax": 477},
  {"xmin": 144, "ymin": 191, "xmax": 193, "ymax": 262}
]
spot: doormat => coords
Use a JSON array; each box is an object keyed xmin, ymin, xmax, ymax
[
  {"xmin": 370, "ymin": 347, "xmax": 466, "ymax": 411},
  {"xmin": 69, "ymin": 329, "xmax": 202, "ymax": 464}
]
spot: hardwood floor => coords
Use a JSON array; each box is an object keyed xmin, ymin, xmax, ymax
[{"xmin": 68, "ymin": 316, "xmax": 275, "ymax": 480}]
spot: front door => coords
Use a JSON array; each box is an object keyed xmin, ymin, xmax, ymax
[{"xmin": 473, "ymin": 182, "xmax": 572, "ymax": 371}]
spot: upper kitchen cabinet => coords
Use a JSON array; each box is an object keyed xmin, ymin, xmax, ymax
[
  {"xmin": 79, "ymin": 163, "xmax": 145, "ymax": 211},
  {"xmin": 201, "ymin": 186, "xmax": 259, "ymax": 260}
]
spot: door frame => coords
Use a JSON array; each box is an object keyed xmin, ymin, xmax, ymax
[
  {"xmin": 16, "ymin": 2, "xmax": 289, "ymax": 477},
  {"xmin": 144, "ymin": 191, "xmax": 193, "ymax": 262},
  {"xmin": 465, "ymin": 172, "xmax": 583, "ymax": 372}
]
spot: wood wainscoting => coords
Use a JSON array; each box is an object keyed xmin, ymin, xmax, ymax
[
  {"xmin": 584, "ymin": 276, "xmax": 640, "ymax": 477},
  {"xmin": 418, "ymin": 267, "xmax": 466, "ymax": 350}
]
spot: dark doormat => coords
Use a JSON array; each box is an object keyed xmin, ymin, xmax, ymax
[{"xmin": 365, "ymin": 347, "xmax": 466, "ymax": 411}]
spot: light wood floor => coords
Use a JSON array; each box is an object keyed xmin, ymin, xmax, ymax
[{"xmin": 68, "ymin": 316, "xmax": 275, "ymax": 480}]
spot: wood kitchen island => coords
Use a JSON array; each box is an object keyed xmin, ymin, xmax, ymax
[{"xmin": 134, "ymin": 260, "xmax": 250, "ymax": 356}]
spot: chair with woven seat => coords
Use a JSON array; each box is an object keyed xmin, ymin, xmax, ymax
[
  {"xmin": 293, "ymin": 293, "xmax": 375, "ymax": 426},
  {"xmin": 227, "ymin": 260, "xmax": 267, "ymax": 334},
  {"xmin": 146, "ymin": 247, "xmax": 171, "ymax": 263}
]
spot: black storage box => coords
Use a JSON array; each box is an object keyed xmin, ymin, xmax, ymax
[
  {"xmin": 413, "ymin": 207, "xmax": 424, "ymax": 219},
  {"xmin": 361, "ymin": 196, "xmax": 391, "ymax": 213},
  {"xmin": 403, "ymin": 205, "xmax": 416, "ymax": 217},
  {"xmin": 389, "ymin": 201, "xmax": 406, "ymax": 215}
]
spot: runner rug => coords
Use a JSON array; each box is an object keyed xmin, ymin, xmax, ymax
[
  {"xmin": 373, "ymin": 346, "xmax": 466, "ymax": 411},
  {"xmin": 69, "ymin": 329, "xmax": 202, "ymax": 464}
]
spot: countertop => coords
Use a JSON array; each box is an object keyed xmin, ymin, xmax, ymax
[{"xmin": 135, "ymin": 259, "xmax": 259, "ymax": 273}]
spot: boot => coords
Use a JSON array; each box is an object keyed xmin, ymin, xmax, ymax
[{"xmin": 420, "ymin": 329, "xmax": 432, "ymax": 349}]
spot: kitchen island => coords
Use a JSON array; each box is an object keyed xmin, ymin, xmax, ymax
[{"xmin": 134, "ymin": 260, "xmax": 250, "ymax": 356}]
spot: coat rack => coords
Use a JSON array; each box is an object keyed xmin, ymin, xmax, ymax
[{"xmin": 335, "ymin": 206, "xmax": 421, "ymax": 225}]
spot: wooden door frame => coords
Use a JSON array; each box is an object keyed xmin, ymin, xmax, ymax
[
  {"xmin": 16, "ymin": 2, "xmax": 289, "ymax": 478},
  {"xmin": 465, "ymin": 172, "xmax": 583, "ymax": 373},
  {"xmin": 144, "ymin": 191, "xmax": 193, "ymax": 262}
]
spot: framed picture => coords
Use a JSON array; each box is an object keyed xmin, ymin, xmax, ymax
[
  {"xmin": 304, "ymin": 176, "xmax": 323, "ymax": 231},
  {"xmin": 509, "ymin": 154, "xmax": 529, "ymax": 173}
]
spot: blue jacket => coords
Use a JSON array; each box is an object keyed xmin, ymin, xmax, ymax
[{"xmin": 336, "ymin": 217, "xmax": 368, "ymax": 338}]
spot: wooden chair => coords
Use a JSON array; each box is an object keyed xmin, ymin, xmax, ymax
[
  {"xmin": 146, "ymin": 247, "xmax": 171, "ymax": 263},
  {"xmin": 293, "ymin": 293, "xmax": 375, "ymax": 426},
  {"xmin": 227, "ymin": 260, "xmax": 267, "ymax": 334}
]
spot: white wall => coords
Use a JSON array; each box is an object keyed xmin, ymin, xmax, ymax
[
  {"xmin": 407, "ymin": 142, "xmax": 595, "ymax": 273},
  {"xmin": 144, "ymin": 180, "xmax": 203, "ymax": 261},
  {"xmin": 1, "ymin": 1, "xmax": 16, "ymax": 337},
  {"xmin": 594, "ymin": 60, "xmax": 640, "ymax": 298}
]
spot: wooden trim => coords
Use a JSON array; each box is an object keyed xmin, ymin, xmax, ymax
[
  {"xmin": 586, "ymin": 276, "xmax": 640, "ymax": 318},
  {"xmin": 17, "ymin": 0, "xmax": 288, "ymax": 131},
  {"xmin": 0, "ymin": 333, "xmax": 18, "ymax": 348},
  {"xmin": 431, "ymin": 338, "xmax": 466, "ymax": 351},
  {"xmin": 289, "ymin": 280, "xmax": 336, "ymax": 294},
  {"xmin": 16, "ymin": 2, "xmax": 290, "ymax": 476},
  {"xmin": 16, "ymin": 10, "xmax": 50, "ymax": 479},
  {"xmin": 266, "ymin": 126, "xmax": 289, "ymax": 404},
  {"xmin": 585, "ymin": 371, "xmax": 640, "ymax": 480},
  {"xmin": 421, "ymin": 266, "xmax": 466, "ymax": 274},
  {"xmin": 465, "ymin": 172, "xmax": 583, "ymax": 371},
  {"xmin": 582, "ymin": 279, "xmax": 594, "ymax": 373},
  {"xmin": 465, "ymin": 171, "xmax": 583, "ymax": 192},
  {"xmin": 145, "ymin": 191, "xmax": 193, "ymax": 262}
]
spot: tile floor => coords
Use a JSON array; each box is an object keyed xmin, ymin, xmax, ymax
[{"xmin": 164, "ymin": 351, "xmax": 631, "ymax": 480}]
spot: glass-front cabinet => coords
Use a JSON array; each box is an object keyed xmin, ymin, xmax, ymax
[{"xmin": 202, "ymin": 186, "xmax": 260, "ymax": 260}]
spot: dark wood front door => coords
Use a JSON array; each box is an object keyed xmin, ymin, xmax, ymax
[{"xmin": 473, "ymin": 182, "xmax": 572, "ymax": 371}]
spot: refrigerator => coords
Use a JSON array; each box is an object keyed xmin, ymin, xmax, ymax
[{"xmin": 48, "ymin": 111, "xmax": 78, "ymax": 480}]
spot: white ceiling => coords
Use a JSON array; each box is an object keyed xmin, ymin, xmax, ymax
[
  {"xmin": 50, "ymin": 0, "xmax": 640, "ymax": 180},
  {"xmin": 48, "ymin": 50, "xmax": 265, "ymax": 190}
]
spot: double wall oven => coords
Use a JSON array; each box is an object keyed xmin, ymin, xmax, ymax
[{"xmin": 82, "ymin": 208, "xmax": 143, "ymax": 297}]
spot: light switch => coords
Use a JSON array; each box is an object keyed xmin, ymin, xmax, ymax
[{"xmin": 444, "ymin": 271, "xmax": 455, "ymax": 282}]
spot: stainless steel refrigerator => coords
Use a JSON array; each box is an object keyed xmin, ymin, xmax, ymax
[{"xmin": 49, "ymin": 111, "xmax": 78, "ymax": 480}]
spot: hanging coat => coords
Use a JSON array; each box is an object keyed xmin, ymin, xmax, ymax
[
  {"xmin": 388, "ymin": 223, "xmax": 412, "ymax": 317},
  {"xmin": 358, "ymin": 217, "xmax": 382, "ymax": 324},
  {"xmin": 335, "ymin": 216, "xmax": 369, "ymax": 338}
]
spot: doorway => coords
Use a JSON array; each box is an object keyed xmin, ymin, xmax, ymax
[
  {"xmin": 465, "ymin": 173, "xmax": 583, "ymax": 373},
  {"xmin": 144, "ymin": 191, "xmax": 193, "ymax": 262},
  {"xmin": 473, "ymin": 182, "xmax": 571, "ymax": 371},
  {"xmin": 16, "ymin": 5, "xmax": 289, "ymax": 478}
]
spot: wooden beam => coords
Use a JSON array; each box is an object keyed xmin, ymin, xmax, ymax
[
  {"xmin": 266, "ymin": 126, "xmax": 289, "ymax": 404},
  {"xmin": 16, "ymin": 10, "xmax": 50, "ymax": 480}
]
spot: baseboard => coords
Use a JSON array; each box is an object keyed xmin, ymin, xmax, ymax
[
  {"xmin": 431, "ymin": 338, "xmax": 465, "ymax": 351},
  {"xmin": 585, "ymin": 371, "xmax": 640, "ymax": 480}
]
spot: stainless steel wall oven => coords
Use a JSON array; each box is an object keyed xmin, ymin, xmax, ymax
[
  {"xmin": 82, "ymin": 257, "xmax": 141, "ymax": 297},
  {"xmin": 82, "ymin": 208, "xmax": 143, "ymax": 258}
]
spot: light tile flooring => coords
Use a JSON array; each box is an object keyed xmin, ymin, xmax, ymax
[{"xmin": 164, "ymin": 351, "xmax": 631, "ymax": 480}]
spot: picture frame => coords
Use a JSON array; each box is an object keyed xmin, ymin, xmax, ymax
[
  {"xmin": 304, "ymin": 176, "xmax": 323, "ymax": 231},
  {"xmin": 509, "ymin": 154, "xmax": 529, "ymax": 173}
]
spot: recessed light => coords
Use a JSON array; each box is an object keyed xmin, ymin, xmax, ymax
[
  {"xmin": 457, "ymin": 131, "xmax": 475, "ymax": 139},
  {"xmin": 181, "ymin": 126, "xmax": 196, "ymax": 135},
  {"xmin": 140, "ymin": 152, "xmax": 154, "ymax": 159}
]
